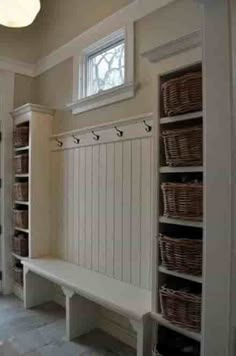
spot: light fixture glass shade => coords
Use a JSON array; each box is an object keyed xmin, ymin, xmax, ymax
[{"xmin": 0, "ymin": 0, "xmax": 41, "ymax": 28}]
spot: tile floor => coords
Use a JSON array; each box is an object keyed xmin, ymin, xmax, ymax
[{"xmin": 0, "ymin": 295, "xmax": 135, "ymax": 356}]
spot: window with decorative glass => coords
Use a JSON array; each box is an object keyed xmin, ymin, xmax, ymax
[{"xmin": 86, "ymin": 39, "xmax": 125, "ymax": 96}]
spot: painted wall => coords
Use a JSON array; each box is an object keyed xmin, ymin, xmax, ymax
[{"xmin": 32, "ymin": 0, "xmax": 201, "ymax": 134}]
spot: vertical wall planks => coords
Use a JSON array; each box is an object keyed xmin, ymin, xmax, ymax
[
  {"xmin": 114, "ymin": 142, "xmax": 123, "ymax": 280},
  {"xmin": 99, "ymin": 144, "xmax": 107, "ymax": 274},
  {"xmin": 140, "ymin": 138, "xmax": 152, "ymax": 289},
  {"xmin": 51, "ymin": 133, "xmax": 153, "ymax": 289},
  {"xmin": 73, "ymin": 149, "xmax": 79, "ymax": 264},
  {"xmin": 67, "ymin": 150, "xmax": 75, "ymax": 263},
  {"xmin": 92, "ymin": 145, "xmax": 99, "ymax": 271},
  {"xmin": 122, "ymin": 141, "xmax": 131, "ymax": 283},
  {"xmin": 79, "ymin": 147, "xmax": 86, "ymax": 267},
  {"xmin": 131, "ymin": 140, "xmax": 141, "ymax": 286},
  {"xmin": 85, "ymin": 147, "xmax": 93, "ymax": 269},
  {"xmin": 51, "ymin": 151, "xmax": 58, "ymax": 256},
  {"xmin": 106, "ymin": 143, "xmax": 115, "ymax": 277}
]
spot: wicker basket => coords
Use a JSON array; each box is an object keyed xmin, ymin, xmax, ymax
[
  {"xmin": 12, "ymin": 234, "xmax": 28, "ymax": 256},
  {"xmin": 159, "ymin": 234, "xmax": 202, "ymax": 276},
  {"xmin": 160, "ymin": 286, "xmax": 201, "ymax": 331},
  {"xmin": 161, "ymin": 71, "xmax": 202, "ymax": 117},
  {"xmin": 13, "ymin": 126, "xmax": 29, "ymax": 148},
  {"xmin": 161, "ymin": 182, "xmax": 203, "ymax": 221},
  {"xmin": 162, "ymin": 126, "xmax": 202, "ymax": 167},
  {"xmin": 14, "ymin": 209, "xmax": 28, "ymax": 229},
  {"xmin": 14, "ymin": 154, "xmax": 28, "ymax": 174},
  {"xmin": 14, "ymin": 266, "xmax": 23, "ymax": 285},
  {"xmin": 14, "ymin": 182, "xmax": 28, "ymax": 201}
]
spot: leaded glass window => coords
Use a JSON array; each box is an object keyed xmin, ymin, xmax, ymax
[{"xmin": 86, "ymin": 39, "xmax": 125, "ymax": 96}]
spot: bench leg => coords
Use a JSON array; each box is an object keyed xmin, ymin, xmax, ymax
[
  {"xmin": 62, "ymin": 287, "xmax": 98, "ymax": 341},
  {"xmin": 24, "ymin": 267, "xmax": 54, "ymax": 309},
  {"xmin": 130, "ymin": 314, "xmax": 152, "ymax": 356}
]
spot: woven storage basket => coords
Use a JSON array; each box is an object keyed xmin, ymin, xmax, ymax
[
  {"xmin": 14, "ymin": 182, "xmax": 28, "ymax": 201},
  {"xmin": 14, "ymin": 154, "xmax": 28, "ymax": 174},
  {"xmin": 12, "ymin": 234, "xmax": 28, "ymax": 256},
  {"xmin": 161, "ymin": 182, "xmax": 203, "ymax": 221},
  {"xmin": 160, "ymin": 286, "xmax": 201, "ymax": 331},
  {"xmin": 13, "ymin": 126, "xmax": 29, "ymax": 148},
  {"xmin": 159, "ymin": 234, "xmax": 202, "ymax": 276},
  {"xmin": 161, "ymin": 71, "xmax": 202, "ymax": 116},
  {"xmin": 162, "ymin": 126, "xmax": 202, "ymax": 167},
  {"xmin": 14, "ymin": 266, "xmax": 23, "ymax": 285},
  {"xmin": 14, "ymin": 209, "xmax": 28, "ymax": 229}
]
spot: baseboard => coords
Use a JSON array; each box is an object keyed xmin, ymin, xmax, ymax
[{"xmin": 53, "ymin": 292, "xmax": 136, "ymax": 349}]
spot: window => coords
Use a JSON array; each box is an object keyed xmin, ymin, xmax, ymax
[
  {"xmin": 70, "ymin": 25, "xmax": 134, "ymax": 115},
  {"xmin": 87, "ymin": 39, "xmax": 125, "ymax": 96}
]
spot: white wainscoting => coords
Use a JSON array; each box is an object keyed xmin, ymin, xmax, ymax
[{"xmin": 51, "ymin": 119, "xmax": 153, "ymax": 290}]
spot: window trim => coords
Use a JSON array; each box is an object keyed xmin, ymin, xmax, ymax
[{"xmin": 70, "ymin": 23, "xmax": 134, "ymax": 115}]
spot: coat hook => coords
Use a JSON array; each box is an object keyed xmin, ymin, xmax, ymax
[
  {"xmin": 114, "ymin": 126, "xmax": 123, "ymax": 137},
  {"xmin": 72, "ymin": 135, "xmax": 80, "ymax": 144},
  {"xmin": 92, "ymin": 131, "xmax": 100, "ymax": 141},
  {"xmin": 143, "ymin": 120, "xmax": 152, "ymax": 132},
  {"xmin": 56, "ymin": 138, "xmax": 63, "ymax": 147}
]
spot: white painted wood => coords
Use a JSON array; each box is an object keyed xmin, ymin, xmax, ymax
[
  {"xmin": 130, "ymin": 316, "xmax": 152, "ymax": 356},
  {"xmin": 122, "ymin": 141, "xmax": 131, "ymax": 284},
  {"xmin": 99, "ymin": 145, "xmax": 107, "ymax": 274},
  {"xmin": 85, "ymin": 147, "xmax": 92, "ymax": 269},
  {"xmin": 159, "ymin": 216, "xmax": 203, "ymax": 228},
  {"xmin": 158, "ymin": 266, "xmax": 202, "ymax": 284},
  {"xmin": 131, "ymin": 140, "xmax": 141, "ymax": 287},
  {"xmin": 22, "ymin": 258, "xmax": 152, "ymax": 321},
  {"xmin": 160, "ymin": 110, "xmax": 203, "ymax": 124},
  {"xmin": 12, "ymin": 104, "xmax": 54, "ymax": 117},
  {"xmin": 160, "ymin": 166, "xmax": 203, "ymax": 173},
  {"xmin": 62, "ymin": 287, "xmax": 98, "ymax": 341},
  {"xmin": 151, "ymin": 312, "xmax": 201, "ymax": 342},
  {"xmin": 24, "ymin": 269, "xmax": 54, "ymax": 309},
  {"xmin": 0, "ymin": 56, "xmax": 35, "ymax": 77},
  {"xmin": 92, "ymin": 145, "xmax": 99, "ymax": 271},
  {"xmin": 142, "ymin": 31, "xmax": 201, "ymax": 63},
  {"xmin": 79, "ymin": 147, "xmax": 86, "ymax": 267},
  {"xmin": 14, "ymin": 146, "xmax": 30, "ymax": 152},
  {"xmin": 67, "ymin": 150, "xmax": 74, "ymax": 263},
  {"xmin": 73, "ymin": 149, "xmax": 79, "ymax": 265}
]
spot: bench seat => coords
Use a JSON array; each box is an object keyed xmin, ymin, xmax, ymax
[{"xmin": 22, "ymin": 257, "xmax": 152, "ymax": 355}]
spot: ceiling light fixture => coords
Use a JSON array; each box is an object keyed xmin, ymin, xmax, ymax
[{"xmin": 0, "ymin": 0, "xmax": 41, "ymax": 28}]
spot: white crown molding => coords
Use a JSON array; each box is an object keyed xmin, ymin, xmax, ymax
[
  {"xmin": 142, "ymin": 31, "xmax": 202, "ymax": 63},
  {"xmin": 11, "ymin": 103, "xmax": 55, "ymax": 117},
  {"xmin": 0, "ymin": 0, "xmax": 175, "ymax": 78},
  {"xmin": 0, "ymin": 56, "xmax": 35, "ymax": 77}
]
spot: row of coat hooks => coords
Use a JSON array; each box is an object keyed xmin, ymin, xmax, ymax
[{"xmin": 55, "ymin": 120, "xmax": 152, "ymax": 147}]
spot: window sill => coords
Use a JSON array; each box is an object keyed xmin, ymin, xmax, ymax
[{"xmin": 67, "ymin": 82, "xmax": 135, "ymax": 115}]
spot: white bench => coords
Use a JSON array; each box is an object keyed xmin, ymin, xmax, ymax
[{"xmin": 22, "ymin": 258, "xmax": 152, "ymax": 356}]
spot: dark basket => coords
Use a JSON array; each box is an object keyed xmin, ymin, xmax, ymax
[
  {"xmin": 12, "ymin": 234, "xmax": 28, "ymax": 257},
  {"xmin": 14, "ymin": 266, "xmax": 23, "ymax": 285},
  {"xmin": 161, "ymin": 71, "xmax": 202, "ymax": 117},
  {"xmin": 13, "ymin": 126, "xmax": 29, "ymax": 148},
  {"xmin": 161, "ymin": 182, "xmax": 203, "ymax": 221},
  {"xmin": 14, "ymin": 209, "xmax": 28, "ymax": 229},
  {"xmin": 162, "ymin": 126, "xmax": 202, "ymax": 167},
  {"xmin": 159, "ymin": 234, "xmax": 202, "ymax": 276},
  {"xmin": 160, "ymin": 286, "xmax": 201, "ymax": 332},
  {"xmin": 14, "ymin": 154, "xmax": 28, "ymax": 174},
  {"xmin": 14, "ymin": 182, "xmax": 28, "ymax": 201},
  {"xmin": 152, "ymin": 346, "xmax": 163, "ymax": 356}
]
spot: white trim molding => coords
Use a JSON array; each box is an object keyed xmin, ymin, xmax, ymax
[
  {"xmin": 0, "ymin": 57, "xmax": 35, "ymax": 77},
  {"xmin": 142, "ymin": 31, "xmax": 201, "ymax": 63},
  {"xmin": 11, "ymin": 103, "xmax": 55, "ymax": 118}
]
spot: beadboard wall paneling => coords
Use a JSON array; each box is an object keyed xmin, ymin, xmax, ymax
[{"xmin": 51, "ymin": 134, "xmax": 152, "ymax": 289}]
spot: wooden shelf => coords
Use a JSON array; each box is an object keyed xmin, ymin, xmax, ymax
[
  {"xmin": 160, "ymin": 166, "xmax": 203, "ymax": 173},
  {"xmin": 14, "ymin": 227, "xmax": 29, "ymax": 233},
  {"xmin": 14, "ymin": 146, "xmax": 30, "ymax": 152},
  {"xmin": 158, "ymin": 266, "xmax": 202, "ymax": 283},
  {"xmin": 159, "ymin": 216, "xmax": 203, "ymax": 228},
  {"xmin": 160, "ymin": 111, "xmax": 203, "ymax": 125},
  {"xmin": 14, "ymin": 201, "xmax": 29, "ymax": 206},
  {"xmin": 12, "ymin": 252, "xmax": 28, "ymax": 261},
  {"xmin": 15, "ymin": 174, "xmax": 29, "ymax": 178},
  {"xmin": 151, "ymin": 312, "xmax": 201, "ymax": 342}
]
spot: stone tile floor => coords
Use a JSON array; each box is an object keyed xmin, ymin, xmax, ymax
[{"xmin": 0, "ymin": 295, "xmax": 135, "ymax": 356}]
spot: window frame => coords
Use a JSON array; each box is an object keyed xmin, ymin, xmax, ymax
[{"xmin": 71, "ymin": 24, "xmax": 134, "ymax": 115}]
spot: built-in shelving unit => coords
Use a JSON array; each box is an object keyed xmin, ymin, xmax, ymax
[
  {"xmin": 11, "ymin": 104, "xmax": 53, "ymax": 295},
  {"xmin": 152, "ymin": 63, "xmax": 203, "ymax": 355}
]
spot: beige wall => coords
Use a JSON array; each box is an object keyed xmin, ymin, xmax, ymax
[
  {"xmin": 14, "ymin": 74, "xmax": 35, "ymax": 108},
  {"xmin": 32, "ymin": 0, "xmax": 201, "ymax": 134}
]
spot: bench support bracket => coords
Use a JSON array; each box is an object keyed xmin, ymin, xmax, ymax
[
  {"xmin": 130, "ymin": 314, "xmax": 152, "ymax": 356},
  {"xmin": 62, "ymin": 286, "xmax": 98, "ymax": 341}
]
